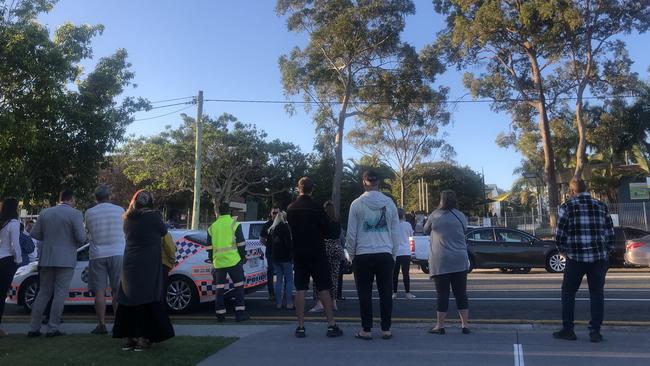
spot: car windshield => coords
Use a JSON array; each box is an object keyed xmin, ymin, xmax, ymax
[{"xmin": 185, "ymin": 233, "xmax": 208, "ymax": 246}]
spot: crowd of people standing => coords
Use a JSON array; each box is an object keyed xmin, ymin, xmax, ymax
[{"xmin": 0, "ymin": 172, "xmax": 615, "ymax": 344}]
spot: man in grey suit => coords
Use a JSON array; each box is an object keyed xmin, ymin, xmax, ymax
[{"xmin": 28, "ymin": 189, "xmax": 86, "ymax": 337}]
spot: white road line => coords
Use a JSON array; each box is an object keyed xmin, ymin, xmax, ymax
[
  {"xmin": 338, "ymin": 289, "xmax": 650, "ymax": 293},
  {"xmin": 513, "ymin": 344, "xmax": 524, "ymax": 366},
  {"xmin": 247, "ymin": 296, "xmax": 650, "ymax": 301}
]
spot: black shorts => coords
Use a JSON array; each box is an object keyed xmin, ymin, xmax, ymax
[{"xmin": 294, "ymin": 259, "xmax": 331, "ymax": 292}]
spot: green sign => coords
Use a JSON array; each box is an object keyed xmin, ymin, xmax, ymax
[{"xmin": 629, "ymin": 183, "xmax": 649, "ymax": 200}]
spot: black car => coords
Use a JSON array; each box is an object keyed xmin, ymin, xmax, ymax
[{"xmin": 466, "ymin": 227, "xmax": 564, "ymax": 273}]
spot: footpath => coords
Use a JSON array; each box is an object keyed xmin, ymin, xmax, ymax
[{"xmin": 3, "ymin": 321, "xmax": 650, "ymax": 366}]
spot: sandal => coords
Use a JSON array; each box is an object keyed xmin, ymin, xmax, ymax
[{"xmin": 354, "ymin": 331, "xmax": 373, "ymax": 340}]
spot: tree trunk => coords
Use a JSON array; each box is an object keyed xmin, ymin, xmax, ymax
[
  {"xmin": 331, "ymin": 78, "xmax": 352, "ymax": 217},
  {"xmin": 529, "ymin": 56, "xmax": 559, "ymax": 229},
  {"xmin": 398, "ymin": 173, "xmax": 405, "ymax": 208},
  {"xmin": 574, "ymin": 91, "xmax": 588, "ymax": 179}
]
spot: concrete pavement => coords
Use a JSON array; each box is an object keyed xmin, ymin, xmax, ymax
[{"xmin": 3, "ymin": 321, "xmax": 649, "ymax": 365}]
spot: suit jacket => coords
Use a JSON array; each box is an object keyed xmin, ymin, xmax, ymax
[{"xmin": 30, "ymin": 204, "xmax": 86, "ymax": 268}]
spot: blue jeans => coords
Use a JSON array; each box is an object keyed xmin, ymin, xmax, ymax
[{"xmin": 273, "ymin": 262, "xmax": 294, "ymax": 307}]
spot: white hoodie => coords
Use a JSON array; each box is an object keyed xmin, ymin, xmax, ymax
[{"xmin": 346, "ymin": 191, "xmax": 400, "ymax": 260}]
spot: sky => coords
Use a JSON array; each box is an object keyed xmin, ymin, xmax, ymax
[{"xmin": 38, "ymin": 0, "xmax": 650, "ymax": 190}]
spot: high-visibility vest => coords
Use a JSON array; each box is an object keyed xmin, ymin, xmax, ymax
[{"xmin": 207, "ymin": 215, "xmax": 242, "ymax": 269}]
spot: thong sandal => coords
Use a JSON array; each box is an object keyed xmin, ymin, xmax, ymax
[{"xmin": 354, "ymin": 332, "xmax": 373, "ymax": 340}]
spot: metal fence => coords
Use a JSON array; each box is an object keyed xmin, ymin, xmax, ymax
[{"xmin": 468, "ymin": 202, "xmax": 650, "ymax": 237}]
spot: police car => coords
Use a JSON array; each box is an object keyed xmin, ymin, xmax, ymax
[{"xmin": 5, "ymin": 221, "xmax": 268, "ymax": 314}]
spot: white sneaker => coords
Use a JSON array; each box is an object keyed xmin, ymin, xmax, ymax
[
  {"xmin": 308, "ymin": 303, "xmax": 324, "ymax": 313},
  {"xmin": 405, "ymin": 293, "xmax": 416, "ymax": 299},
  {"xmin": 392, "ymin": 293, "xmax": 398, "ymax": 299}
]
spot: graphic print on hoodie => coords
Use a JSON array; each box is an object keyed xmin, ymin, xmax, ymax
[
  {"xmin": 346, "ymin": 191, "xmax": 401, "ymax": 258},
  {"xmin": 363, "ymin": 206, "xmax": 388, "ymax": 232}
]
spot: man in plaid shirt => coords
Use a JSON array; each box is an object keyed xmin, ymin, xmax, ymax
[{"xmin": 553, "ymin": 178, "xmax": 614, "ymax": 343}]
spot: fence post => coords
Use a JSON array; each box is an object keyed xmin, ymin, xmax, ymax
[
  {"xmin": 644, "ymin": 203, "xmax": 648, "ymax": 231},
  {"xmin": 505, "ymin": 211, "xmax": 508, "ymax": 227}
]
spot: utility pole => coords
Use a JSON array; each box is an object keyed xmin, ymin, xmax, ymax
[
  {"xmin": 482, "ymin": 167, "xmax": 487, "ymax": 218},
  {"xmin": 191, "ymin": 90, "xmax": 204, "ymax": 230}
]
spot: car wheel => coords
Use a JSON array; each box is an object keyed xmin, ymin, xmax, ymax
[
  {"xmin": 20, "ymin": 276, "xmax": 39, "ymax": 313},
  {"xmin": 166, "ymin": 276, "xmax": 198, "ymax": 314},
  {"xmin": 546, "ymin": 252, "xmax": 566, "ymax": 273},
  {"xmin": 467, "ymin": 256, "xmax": 475, "ymax": 273},
  {"xmin": 420, "ymin": 263, "xmax": 430, "ymax": 275}
]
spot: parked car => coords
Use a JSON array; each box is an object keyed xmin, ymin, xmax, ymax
[
  {"xmin": 624, "ymin": 235, "xmax": 650, "ymax": 267},
  {"xmin": 411, "ymin": 227, "xmax": 564, "ymax": 274},
  {"xmin": 611, "ymin": 227, "xmax": 648, "ymax": 266},
  {"xmin": 6, "ymin": 221, "xmax": 268, "ymax": 314}
]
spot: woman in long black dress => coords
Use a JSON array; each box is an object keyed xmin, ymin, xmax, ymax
[{"xmin": 113, "ymin": 190, "xmax": 174, "ymax": 351}]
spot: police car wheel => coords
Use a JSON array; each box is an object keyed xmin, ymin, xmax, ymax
[
  {"xmin": 20, "ymin": 277, "xmax": 39, "ymax": 313},
  {"xmin": 166, "ymin": 276, "xmax": 198, "ymax": 314}
]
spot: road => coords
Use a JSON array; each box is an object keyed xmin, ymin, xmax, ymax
[{"xmin": 5, "ymin": 267, "xmax": 650, "ymax": 325}]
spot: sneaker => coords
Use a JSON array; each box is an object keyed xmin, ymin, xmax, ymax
[
  {"xmin": 326, "ymin": 324, "xmax": 343, "ymax": 338},
  {"xmin": 216, "ymin": 314, "xmax": 226, "ymax": 323},
  {"xmin": 134, "ymin": 339, "xmax": 151, "ymax": 352},
  {"xmin": 121, "ymin": 339, "xmax": 137, "ymax": 351},
  {"xmin": 91, "ymin": 324, "xmax": 108, "ymax": 335},
  {"xmin": 552, "ymin": 328, "xmax": 577, "ymax": 341},
  {"xmin": 589, "ymin": 329, "xmax": 603, "ymax": 343},
  {"xmin": 235, "ymin": 311, "xmax": 249, "ymax": 322},
  {"xmin": 392, "ymin": 293, "xmax": 397, "ymax": 299},
  {"xmin": 26, "ymin": 331, "xmax": 42, "ymax": 338},
  {"xmin": 308, "ymin": 303, "xmax": 324, "ymax": 313},
  {"xmin": 405, "ymin": 293, "xmax": 416, "ymax": 300},
  {"xmin": 295, "ymin": 326, "xmax": 306, "ymax": 338},
  {"xmin": 45, "ymin": 330, "xmax": 66, "ymax": 338}
]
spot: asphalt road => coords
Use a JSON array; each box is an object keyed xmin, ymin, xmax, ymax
[{"xmin": 4, "ymin": 267, "xmax": 650, "ymax": 324}]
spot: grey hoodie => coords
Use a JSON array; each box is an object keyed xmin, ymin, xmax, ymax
[{"xmin": 346, "ymin": 191, "xmax": 400, "ymax": 260}]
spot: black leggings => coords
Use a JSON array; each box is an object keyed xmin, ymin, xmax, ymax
[
  {"xmin": 354, "ymin": 253, "xmax": 394, "ymax": 332},
  {"xmin": 433, "ymin": 271, "xmax": 468, "ymax": 312},
  {"xmin": 0, "ymin": 256, "xmax": 18, "ymax": 325},
  {"xmin": 393, "ymin": 255, "xmax": 411, "ymax": 293}
]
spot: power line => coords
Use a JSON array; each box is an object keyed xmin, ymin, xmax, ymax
[
  {"xmin": 133, "ymin": 105, "xmax": 194, "ymax": 121},
  {"xmin": 204, "ymin": 94, "xmax": 639, "ymax": 106},
  {"xmin": 149, "ymin": 96, "xmax": 194, "ymax": 104},
  {"xmin": 149, "ymin": 101, "xmax": 195, "ymax": 110}
]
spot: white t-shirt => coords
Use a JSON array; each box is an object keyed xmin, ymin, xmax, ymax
[{"xmin": 396, "ymin": 221, "xmax": 414, "ymax": 257}]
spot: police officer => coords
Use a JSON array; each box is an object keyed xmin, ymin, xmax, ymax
[{"xmin": 208, "ymin": 202, "xmax": 248, "ymax": 322}]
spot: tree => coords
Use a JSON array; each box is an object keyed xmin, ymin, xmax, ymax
[
  {"xmin": 119, "ymin": 113, "xmax": 308, "ymax": 217},
  {"xmin": 562, "ymin": 0, "xmax": 649, "ymax": 179},
  {"xmin": 434, "ymin": 0, "xmax": 580, "ymax": 227},
  {"xmin": 347, "ymin": 44, "xmax": 453, "ymax": 207},
  {"xmin": 0, "ymin": 0, "xmax": 148, "ymax": 203},
  {"xmin": 277, "ymin": 0, "xmax": 416, "ymax": 215}
]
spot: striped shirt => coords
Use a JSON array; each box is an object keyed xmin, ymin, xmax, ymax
[
  {"xmin": 555, "ymin": 193, "xmax": 615, "ymax": 263},
  {"xmin": 85, "ymin": 203, "xmax": 126, "ymax": 260}
]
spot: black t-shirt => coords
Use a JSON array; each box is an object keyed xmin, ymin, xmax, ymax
[{"xmin": 286, "ymin": 195, "xmax": 332, "ymax": 262}]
